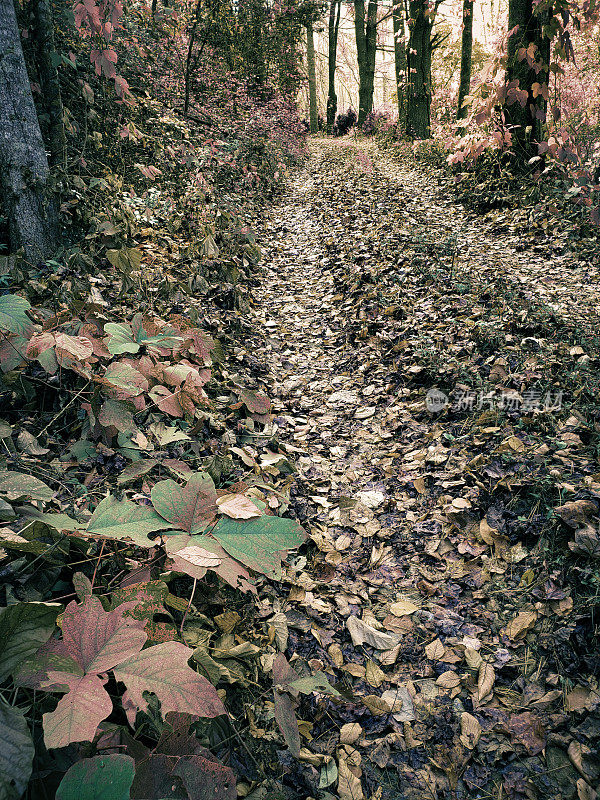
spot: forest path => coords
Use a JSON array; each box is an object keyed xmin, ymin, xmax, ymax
[{"xmin": 249, "ymin": 138, "xmax": 599, "ymax": 799}]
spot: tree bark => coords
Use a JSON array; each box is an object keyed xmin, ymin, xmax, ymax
[
  {"xmin": 456, "ymin": 0, "xmax": 473, "ymax": 119},
  {"xmin": 326, "ymin": 0, "xmax": 341, "ymax": 133},
  {"xmin": 31, "ymin": 0, "xmax": 66, "ymax": 167},
  {"xmin": 354, "ymin": 0, "xmax": 377, "ymax": 125},
  {"xmin": 392, "ymin": 1, "xmax": 406, "ymax": 123},
  {"xmin": 405, "ymin": 0, "xmax": 432, "ymax": 138},
  {"xmin": 306, "ymin": 20, "xmax": 318, "ymax": 133},
  {"xmin": 505, "ymin": 0, "xmax": 551, "ymax": 152},
  {"xmin": 0, "ymin": 0, "xmax": 58, "ymax": 262}
]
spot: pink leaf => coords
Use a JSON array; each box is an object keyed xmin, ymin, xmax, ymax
[{"xmin": 113, "ymin": 642, "xmax": 226, "ymax": 719}]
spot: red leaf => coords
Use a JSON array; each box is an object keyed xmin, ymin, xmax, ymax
[
  {"xmin": 42, "ymin": 672, "xmax": 113, "ymax": 749},
  {"xmin": 114, "ymin": 642, "xmax": 226, "ymax": 720},
  {"xmin": 61, "ymin": 596, "xmax": 147, "ymax": 673}
]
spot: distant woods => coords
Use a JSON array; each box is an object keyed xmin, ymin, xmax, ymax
[{"xmin": 308, "ymin": 0, "xmax": 561, "ymax": 149}]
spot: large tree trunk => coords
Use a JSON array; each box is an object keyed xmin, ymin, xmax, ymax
[
  {"xmin": 354, "ymin": 0, "xmax": 377, "ymax": 125},
  {"xmin": 456, "ymin": 0, "xmax": 473, "ymax": 120},
  {"xmin": 392, "ymin": 1, "xmax": 406, "ymax": 123},
  {"xmin": 306, "ymin": 20, "xmax": 318, "ymax": 133},
  {"xmin": 0, "ymin": 0, "xmax": 58, "ymax": 262},
  {"xmin": 505, "ymin": 0, "xmax": 550, "ymax": 153},
  {"xmin": 326, "ymin": 0, "xmax": 341, "ymax": 133},
  {"xmin": 32, "ymin": 0, "xmax": 66, "ymax": 167},
  {"xmin": 405, "ymin": 0, "xmax": 432, "ymax": 138}
]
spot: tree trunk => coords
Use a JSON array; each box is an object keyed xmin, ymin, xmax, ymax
[
  {"xmin": 31, "ymin": 0, "xmax": 66, "ymax": 167},
  {"xmin": 355, "ymin": 0, "xmax": 377, "ymax": 125},
  {"xmin": 326, "ymin": 0, "xmax": 341, "ymax": 133},
  {"xmin": 405, "ymin": 0, "xmax": 432, "ymax": 138},
  {"xmin": 456, "ymin": 0, "xmax": 473, "ymax": 119},
  {"xmin": 505, "ymin": 0, "xmax": 550, "ymax": 153},
  {"xmin": 392, "ymin": 1, "xmax": 406, "ymax": 123},
  {"xmin": 0, "ymin": 0, "xmax": 57, "ymax": 262},
  {"xmin": 306, "ymin": 20, "xmax": 318, "ymax": 133}
]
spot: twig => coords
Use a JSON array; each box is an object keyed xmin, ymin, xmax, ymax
[
  {"xmin": 37, "ymin": 381, "xmax": 92, "ymax": 438},
  {"xmin": 179, "ymin": 577, "xmax": 197, "ymax": 633}
]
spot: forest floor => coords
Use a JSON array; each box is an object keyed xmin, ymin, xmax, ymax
[{"xmin": 242, "ymin": 137, "xmax": 600, "ymax": 799}]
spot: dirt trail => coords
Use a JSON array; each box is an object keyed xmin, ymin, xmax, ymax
[{"xmin": 248, "ymin": 138, "xmax": 600, "ymax": 800}]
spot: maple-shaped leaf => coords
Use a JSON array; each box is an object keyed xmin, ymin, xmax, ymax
[
  {"xmin": 151, "ymin": 472, "xmax": 218, "ymax": 534},
  {"xmin": 60, "ymin": 596, "xmax": 147, "ymax": 673},
  {"xmin": 113, "ymin": 642, "xmax": 225, "ymax": 720},
  {"xmin": 42, "ymin": 672, "xmax": 113, "ymax": 749},
  {"xmin": 85, "ymin": 496, "xmax": 169, "ymax": 546},
  {"xmin": 210, "ymin": 514, "xmax": 306, "ymax": 579}
]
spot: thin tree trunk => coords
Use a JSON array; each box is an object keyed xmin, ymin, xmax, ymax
[
  {"xmin": 405, "ymin": 0, "xmax": 432, "ymax": 138},
  {"xmin": 327, "ymin": 0, "xmax": 341, "ymax": 133},
  {"xmin": 0, "ymin": 0, "xmax": 58, "ymax": 262},
  {"xmin": 456, "ymin": 0, "xmax": 473, "ymax": 119},
  {"xmin": 183, "ymin": 0, "xmax": 202, "ymax": 117},
  {"xmin": 392, "ymin": 1, "xmax": 406, "ymax": 122},
  {"xmin": 32, "ymin": 0, "xmax": 66, "ymax": 167},
  {"xmin": 355, "ymin": 0, "xmax": 377, "ymax": 125},
  {"xmin": 505, "ymin": 0, "xmax": 551, "ymax": 153},
  {"xmin": 306, "ymin": 20, "xmax": 318, "ymax": 133}
]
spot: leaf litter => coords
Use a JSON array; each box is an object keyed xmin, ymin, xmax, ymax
[
  {"xmin": 1, "ymin": 137, "xmax": 600, "ymax": 799},
  {"xmin": 236, "ymin": 137, "xmax": 600, "ymax": 799}
]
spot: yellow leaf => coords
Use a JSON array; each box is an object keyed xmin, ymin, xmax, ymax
[{"xmin": 389, "ymin": 599, "xmax": 419, "ymax": 617}]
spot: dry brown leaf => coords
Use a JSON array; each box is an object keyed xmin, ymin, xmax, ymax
[
  {"xmin": 425, "ymin": 638, "xmax": 445, "ymax": 660},
  {"xmin": 389, "ymin": 599, "xmax": 419, "ymax": 617},
  {"xmin": 503, "ymin": 610, "xmax": 537, "ymax": 640},
  {"xmin": 361, "ymin": 695, "xmax": 390, "ymax": 715},
  {"xmin": 477, "ymin": 662, "xmax": 495, "ymax": 701},
  {"xmin": 346, "ymin": 615, "xmax": 400, "ymax": 650},
  {"xmin": 216, "ymin": 493, "xmax": 262, "ymax": 519},
  {"xmin": 460, "ymin": 712, "xmax": 482, "ymax": 748},
  {"xmin": 365, "ymin": 659, "xmax": 385, "ymax": 688},
  {"xmin": 435, "ymin": 671, "xmax": 461, "ymax": 689},
  {"xmin": 174, "ymin": 545, "xmax": 222, "ymax": 568},
  {"xmin": 339, "ymin": 722, "xmax": 362, "ymax": 745}
]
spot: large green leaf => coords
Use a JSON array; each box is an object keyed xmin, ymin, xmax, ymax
[
  {"xmin": 210, "ymin": 514, "xmax": 306, "ymax": 579},
  {"xmin": 0, "ymin": 472, "xmax": 54, "ymax": 503},
  {"xmin": 151, "ymin": 472, "xmax": 217, "ymax": 534},
  {"xmin": 0, "ymin": 294, "xmax": 32, "ymax": 337},
  {"xmin": 85, "ymin": 496, "xmax": 169, "ymax": 546},
  {"xmin": 104, "ymin": 315, "xmax": 182, "ymax": 356},
  {"xmin": 0, "ymin": 700, "xmax": 34, "ymax": 800},
  {"xmin": 56, "ymin": 755, "xmax": 135, "ymax": 800},
  {"xmin": 0, "ymin": 602, "xmax": 61, "ymax": 682}
]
